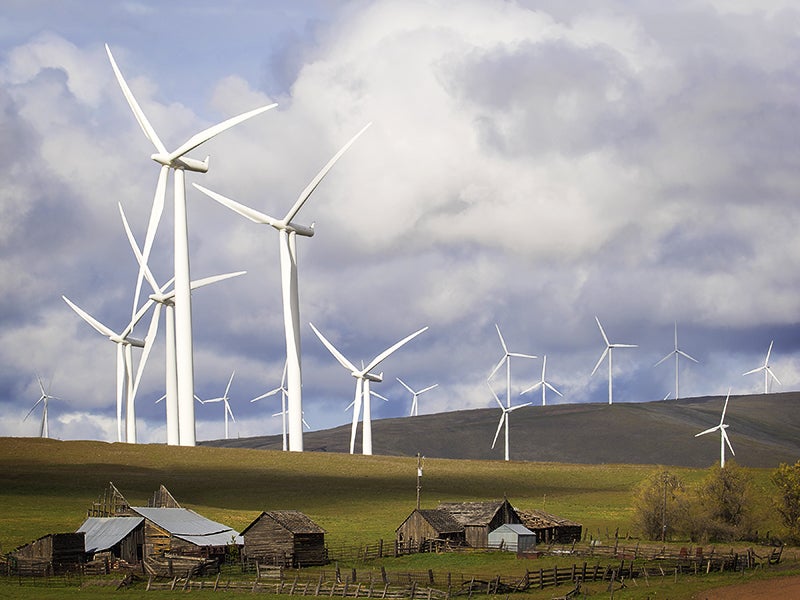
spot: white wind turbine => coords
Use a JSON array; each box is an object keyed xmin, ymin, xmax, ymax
[
  {"xmin": 200, "ymin": 371, "xmax": 237, "ymax": 440},
  {"xmin": 310, "ymin": 323, "xmax": 428, "ymax": 455},
  {"xmin": 251, "ymin": 361, "xmax": 289, "ymax": 450},
  {"xmin": 695, "ymin": 388, "xmax": 735, "ymax": 468},
  {"xmin": 520, "ymin": 355, "xmax": 563, "ymax": 406},
  {"xmin": 106, "ymin": 44, "xmax": 275, "ymax": 447},
  {"xmin": 487, "ymin": 381, "xmax": 531, "ymax": 462},
  {"xmin": 743, "ymin": 340, "xmax": 781, "ymax": 394},
  {"xmin": 591, "ymin": 316, "xmax": 637, "ymax": 405},
  {"xmin": 62, "ymin": 296, "xmax": 154, "ymax": 443},
  {"xmin": 193, "ymin": 123, "xmax": 371, "ymax": 453},
  {"xmin": 488, "ymin": 324, "xmax": 537, "ymax": 453},
  {"xmin": 654, "ymin": 322, "xmax": 698, "ymax": 400},
  {"xmin": 24, "ymin": 375, "xmax": 59, "ymax": 438},
  {"xmin": 396, "ymin": 377, "xmax": 438, "ymax": 417},
  {"xmin": 119, "ymin": 203, "xmax": 245, "ymax": 445}
]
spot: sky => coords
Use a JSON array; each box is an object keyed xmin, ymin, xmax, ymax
[{"xmin": 2, "ymin": 0, "xmax": 800, "ymax": 446}]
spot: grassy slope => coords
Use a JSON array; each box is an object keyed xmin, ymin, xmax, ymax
[{"xmin": 0, "ymin": 437, "xmax": 781, "ymax": 555}]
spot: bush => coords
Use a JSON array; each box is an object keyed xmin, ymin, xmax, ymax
[
  {"xmin": 771, "ymin": 460, "xmax": 800, "ymax": 542},
  {"xmin": 632, "ymin": 469, "xmax": 689, "ymax": 541}
]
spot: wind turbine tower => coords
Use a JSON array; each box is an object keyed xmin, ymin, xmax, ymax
[
  {"xmin": 591, "ymin": 317, "xmax": 637, "ymax": 405},
  {"xmin": 654, "ymin": 322, "xmax": 698, "ymax": 400},
  {"xmin": 106, "ymin": 44, "xmax": 275, "ymax": 446},
  {"xmin": 25, "ymin": 375, "xmax": 59, "ymax": 438}
]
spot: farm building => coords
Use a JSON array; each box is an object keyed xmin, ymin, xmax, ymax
[
  {"xmin": 130, "ymin": 507, "xmax": 240, "ymax": 560},
  {"xmin": 77, "ymin": 516, "xmax": 144, "ymax": 564},
  {"xmin": 241, "ymin": 510, "xmax": 327, "ymax": 567},
  {"xmin": 517, "ymin": 509, "xmax": 583, "ymax": 544},
  {"xmin": 395, "ymin": 509, "xmax": 466, "ymax": 549},
  {"xmin": 436, "ymin": 499, "xmax": 521, "ymax": 548},
  {"xmin": 488, "ymin": 523, "xmax": 537, "ymax": 553},
  {"xmin": 9, "ymin": 532, "xmax": 85, "ymax": 575}
]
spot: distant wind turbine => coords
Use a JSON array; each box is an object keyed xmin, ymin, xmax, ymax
[
  {"xmin": 743, "ymin": 340, "xmax": 781, "ymax": 394},
  {"xmin": 695, "ymin": 388, "xmax": 734, "ymax": 468},
  {"xmin": 654, "ymin": 322, "xmax": 698, "ymax": 400},
  {"xmin": 520, "ymin": 355, "xmax": 562, "ymax": 406},
  {"xmin": 24, "ymin": 375, "xmax": 59, "ymax": 438},
  {"xmin": 591, "ymin": 317, "xmax": 637, "ymax": 405},
  {"xmin": 487, "ymin": 381, "xmax": 531, "ymax": 461},
  {"xmin": 194, "ymin": 123, "xmax": 371, "ymax": 453},
  {"xmin": 251, "ymin": 361, "xmax": 309, "ymax": 451},
  {"xmin": 106, "ymin": 44, "xmax": 275, "ymax": 447},
  {"xmin": 396, "ymin": 377, "xmax": 438, "ymax": 416},
  {"xmin": 310, "ymin": 323, "xmax": 428, "ymax": 455},
  {"xmin": 200, "ymin": 371, "xmax": 237, "ymax": 440}
]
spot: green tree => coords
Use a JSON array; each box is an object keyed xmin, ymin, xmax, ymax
[
  {"xmin": 632, "ymin": 469, "xmax": 688, "ymax": 541},
  {"xmin": 771, "ymin": 460, "xmax": 800, "ymax": 542},
  {"xmin": 694, "ymin": 461, "xmax": 754, "ymax": 542}
]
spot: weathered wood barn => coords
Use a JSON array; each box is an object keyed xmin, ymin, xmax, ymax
[
  {"xmin": 517, "ymin": 509, "xmax": 583, "ymax": 544},
  {"xmin": 9, "ymin": 533, "xmax": 85, "ymax": 574},
  {"xmin": 395, "ymin": 509, "xmax": 466, "ymax": 549},
  {"xmin": 77, "ymin": 516, "xmax": 144, "ymax": 564},
  {"xmin": 241, "ymin": 510, "xmax": 326, "ymax": 567},
  {"xmin": 436, "ymin": 499, "xmax": 521, "ymax": 548},
  {"xmin": 487, "ymin": 523, "xmax": 537, "ymax": 553}
]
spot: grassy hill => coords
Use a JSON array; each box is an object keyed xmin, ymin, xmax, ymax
[{"xmin": 203, "ymin": 393, "xmax": 800, "ymax": 468}]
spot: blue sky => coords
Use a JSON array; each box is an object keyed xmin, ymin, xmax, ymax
[{"xmin": 2, "ymin": 0, "xmax": 800, "ymax": 446}]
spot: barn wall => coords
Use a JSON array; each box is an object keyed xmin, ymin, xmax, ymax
[
  {"xmin": 243, "ymin": 516, "xmax": 294, "ymax": 563},
  {"xmin": 293, "ymin": 533, "xmax": 327, "ymax": 566},
  {"xmin": 143, "ymin": 521, "xmax": 171, "ymax": 558}
]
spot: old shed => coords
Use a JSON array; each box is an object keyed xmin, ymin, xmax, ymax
[
  {"xmin": 131, "ymin": 507, "xmax": 240, "ymax": 560},
  {"xmin": 77, "ymin": 516, "xmax": 144, "ymax": 564},
  {"xmin": 488, "ymin": 523, "xmax": 537, "ymax": 553},
  {"xmin": 10, "ymin": 533, "xmax": 85, "ymax": 574},
  {"xmin": 436, "ymin": 499, "xmax": 521, "ymax": 548},
  {"xmin": 517, "ymin": 509, "xmax": 583, "ymax": 544},
  {"xmin": 241, "ymin": 510, "xmax": 326, "ymax": 567},
  {"xmin": 395, "ymin": 509, "xmax": 465, "ymax": 549}
]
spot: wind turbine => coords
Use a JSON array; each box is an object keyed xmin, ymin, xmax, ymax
[
  {"xmin": 24, "ymin": 375, "xmax": 59, "ymax": 438},
  {"xmin": 200, "ymin": 371, "xmax": 237, "ymax": 440},
  {"xmin": 654, "ymin": 322, "xmax": 698, "ymax": 400},
  {"xmin": 310, "ymin": 323, "xmax": 428, "ymax": 455},
  {"xmin": 251, "ymin": 361, "xmax": 292, "ymax": 451},
  {"xmin": 487, "ymin": 381, "xmax": 531, "ymax": 461},
  {"xmin": 106, "ymin": 44, "xmax": 275, "ymax": 447},
  {"xmin": 591, "ymin": 316, "xmax": 637, "ymax": 405},
  {"xmin": 520, "ymin": 355, "xmax": 563, "ymax": 406},
  {"xmin": 119, "ymin": 202, "xmax": 245, "ymax": 445},
  {"xmin": 396, "ymin": 377, "xmax": 438, "ymax": 416},
  {"xmin": 488, "ymin": 324, "xmax": 536, "ymax": 451},
  {"xmin": 695, "ymin": 388, "xmax": 735, "ymax": 468},
  {"xmin": 62, "ymin": 296, "xmax": 153, "ymax": 443},
  {"xmin": 743, "ymin": 340, "xmax": 781, "ymax": 394},
  {"xmin": 193, "ymin": 123, "xmax": 371, "ymax": 453}
]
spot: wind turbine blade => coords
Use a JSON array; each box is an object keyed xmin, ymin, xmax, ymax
[
  {"xmin": 765, "ymin": 340, "xmax": 774, "ymax": 365},
  {"xmin": 654, "ymin": 351, "xmax": 673, "ymax": 367},
  {"xmin": 124, "ymin": 298, "xmax": 156, "ymax": 338},
  {"xmin": 131, "ymin": 302, "xmax": 161, "ymax": 401},
  {"xmin": 226, "ymin": 401, "xmax": 236, "ymax": 422},
  {"xmin": 251, "ymin": 388, "xmax": 281, "ymax": 402},
  {"xmin": 486, "ymin": 381, "xmax": 504, "ymax": 409},
  {"xmin": 695, "ymin": 425, "xmax": 719, "ymax": 437},
  {"xmin": 545, "ymin": 381, "xmax": 563, "ymax": 396},
  {"xmin": 189, "ymin": 271, "xmax": 247, "ymax": 290},
  {"xmin": 488, "ymin": 356, "xmax": 507, "ymax": 381},
  {"xmin": 23, "ymin": 397, "xmax": 43, "ymax": 421},
  {"xmin": 611, "ymin": 344, "xmax": 638, "ymax": 348},
  {"xmin": 396, "ymin": 377, "xmax": 414, "ymax": 394},
  {"xmin": 722, "ymin": 429, "xmax": 735, "ymax": 456},
  {"xmin": 520, "ymin": 381, "xmax": 543, "ymax": 396},
  {"xmin": 224, "ymin": 371, "xmax": 236, "ymax": 397},
  {"xmin": 193, "ymin": 184, "xmax": 278, "ymax": 226},
  {"xmin": 418, "ymin": 384, "xmax": 438, "ymax": 394},
  {"xmin": 283, "ymin": 123, "xmax": 372, "ymax": 225},
  {"xmin": 508, "ymin": 402, "xmax": 532, "ymax": 412},
  {"xmin": 371, "ymin": 391, "xmax": 389, "ymax": 402},
  {"xmin": 677, "ymin": 350, "xmax": 699, "ymax": 363},
  {"xmin": 62, "ymin": 296, "xmax": 116, "ymax": 338},
  {"xmin": 742, "ymin": 366, "xmax": 763, "ymax": 376},
  {"xmin": 132, "ymin": 166, "xmax": 168, "ymax": 316},
  {"xmin": 509, "ymin": 352, "xmax": 538, "ymax": 360},
  {"xmin": 591, "ymin": 348, "xmax": 609, "ymax": 376},
  {"xmin": 105, "ymin": 44, "xmax": 167, "ymax": 154},
  {"xmin": 768, "ymin": 368, "xmax": 781, "ymax": 385},
  {"xmin": 494, "ymin": 324, "xmax": 509, "ymax": 354},
  {"xmin": 168, "ymin": 103, "xmax": 277, "ymax": 161},
  {"xmin": 491, "ymin": 413, "xmax": 506, "ymax": 449},
  {"xmin": 364, "ymin": 326, "xmax": 428, "ymax": 373},
  {"xmin": 720, "ymin": 389, "xmax": 731, "ymax": 424},
  {"xmin": 595, "ymin": 316, "xmax": 610, "ymax": 346},
  {"xmin": 309, "ymin": 323, "xmax": 358, "ymax": 372},
  {"xmin": 119, "ymin": 201, "xmax": 160, "ymax": 296}
]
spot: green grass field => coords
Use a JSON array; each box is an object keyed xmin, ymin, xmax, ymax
[{"xmin": 0, "ymin": 437, "xmax": 795, "ymax": 599}]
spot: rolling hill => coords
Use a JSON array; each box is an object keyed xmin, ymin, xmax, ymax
[{"xmin": 202, "ymin": 392, "xmax": 800, "ymax": 468}]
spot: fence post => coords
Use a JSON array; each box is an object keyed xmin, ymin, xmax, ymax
[{"xmin": 379, "ymin": 539, "xmax": 384, "ymax": 559}]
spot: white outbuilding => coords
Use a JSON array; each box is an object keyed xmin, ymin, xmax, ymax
[{"xmin": 488, "ymin": 523, "xmax": 536, "ymax": 552}]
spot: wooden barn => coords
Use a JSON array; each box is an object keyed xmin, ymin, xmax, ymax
[
  {"xmin": 77, "ymin": 516, "xmax": 144, "ymax": 564},
  {"xmin": 10, "ymin": 533, "xmax": 85, "ymax": 575},
  {"xmin": 131, "ymin": 506, "xmax": 240, "ymax": 560},
  {"xmin": 436, "ymin": 499, "xmax": 521, "ymax": 548},
  {"xmin": 241, "ymin": 510, "xmax": 326, "ymax": 567},
  {"xmin": 395, "ymin": 509, "xmax": 465, "ymax": 549},
  {"xmin": 517, "ymin": 509, "xmax": 583, "ymax": 544}
]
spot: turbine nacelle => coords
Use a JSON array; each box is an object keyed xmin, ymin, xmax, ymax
[
  {"xmin": 355, "ymin": 371, "xmax": 383, "ymax": 383},
  {"xmin": 151, "ymin": 153, "xmax": 209, "ymax": 173}
]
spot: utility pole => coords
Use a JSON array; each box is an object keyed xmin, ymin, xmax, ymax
[{"xmin": 416, "ymin": 453, "xmax": 423, "ymax": 509}]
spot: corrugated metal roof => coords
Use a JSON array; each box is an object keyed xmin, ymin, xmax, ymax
[
  {"xmin": 490, "ymin": 523, "xmax": 534, "ymax": 536},
  {"xmin": 78, "ymin": 517, "xmax": 144, "ymax": 553},
  {"xmin": 131, "ymin": 507, "xmax": 239, "ymax": 547}
]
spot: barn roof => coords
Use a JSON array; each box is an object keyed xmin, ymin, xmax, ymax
[
  {"xmin": 131, "ymin": 507, "xmax": 240, "ymax": 547},
  {"xmin": 516, "ymin": 509, "xmax": 582, "ymax": 529},
  {"xmin": 416, "ymin": 509, "xmax": 464, "ymax": 533},
  {"xmin": 78, "ymin": 517, "xmax": 144, "ymax": 553},
  {"xmin": 241, "ymin": 511, "xmax": 325, "ymax": 536},
  {"xmin": 490, "ymin": 523, "xmax": 535, "ymax": 536},
  {"xmin": 436, "ymin": 500, "xmax": 512, "ymax": 526}
]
